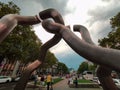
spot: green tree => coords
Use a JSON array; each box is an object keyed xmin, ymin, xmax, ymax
[
  {"xmin": 98, "ymin": 12, "xmax": 120, "ymax": 49},
  {"xmin": 0, "ymin": 2, "xmax": 42, "ymax": 64},
  {"xmin": 77, "ymin": 62, "xmax": 88, "ymax": 74},
  {"xmin": 38, "ymin": 51, "xmax": 58, "ymax": 74},
  {"xmin": 57, "ymin": 62, "xmax": 69, "ymax": 74},
  {"xmin": 88, "ymin": 64, "xmax": 97, "ymax": 75},
  {"xmin": 44, "ymin": 51, "xmax": 58, "ymax": 68},
  {"xmin": 0, "ymin": 2, "xmax": 20, "ymax": 16},
  {"xmin": 77, "ymin": 61, "xmax": 97, "ymax": 74}
]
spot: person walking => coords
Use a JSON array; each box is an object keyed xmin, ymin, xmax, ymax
[
  {"xmin": 34, "ymin": 73, "xmax": 38, "ymax": 88},
  {"xmin": 74, "ymin": 77, "xmax": 78, "ymax": 88},
  {"xmin": 46, "ymin": 73, "xmax": 52, "ymax": 90},
  {"xmin": 40, "ymin": 74, "xmax": 45, "ymax": 86}
]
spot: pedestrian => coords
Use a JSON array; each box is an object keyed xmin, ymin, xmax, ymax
[
  {"xmin": 68, "ymin": 78, "xmax": 70, "ymax": 85},
  {"xmin": 32, "ymin": 71, "xmax": 38, "ymax": 88},
  {"xmin": 74, "ymin": 77, "xmax": 78, "ymax": 88},
  {"xmin": 68, "ymin": 77, "xmax": 72, "ymax": 85},
  {"xmin": 46, "ymin": 72, "xmax": 53, "ymax": 90},
  {"xmin": 34, "ymin": 74, "xmax": 38, "ymax": 88},
  {"xmin": 40, "ymin": 74, "xmax": 45, "ymax": 86}
]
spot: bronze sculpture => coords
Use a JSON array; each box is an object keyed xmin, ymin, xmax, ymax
[
  {"xmin": 42, "ymin": 20, "xmax": 120, "ymax": 90},
  {"xmin": 73, "ymin": 25, "xmax": 118, "ymax": 90},
  {"xmin": 42, "ymin": 20, "xmax": 120, "ymax": 71},
  {"xmin": 0, "ymin": 7, "xmax": 120, "ymax": 90},
  {"xmin": 14, "ymin": 8, "xmax": 65, "ymax": 90},
  {"xmin": 0, "ymin": 14, "xmax": 40, "ymax": 43},
  {"xmin": 0, "ymin": 8, "xmax": 64, "ymax": 90}
]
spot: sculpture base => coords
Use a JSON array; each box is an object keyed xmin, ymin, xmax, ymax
[{"xmin": 69, "ymin": 83, "xmax": 100, "ymax": 88}]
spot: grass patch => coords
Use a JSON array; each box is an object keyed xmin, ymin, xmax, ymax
[
  {"xmin": 52, "ymin": 78, "xmax": 63, "ymax": 84},
  {"xmin": 78, "ymin": 79, "xmax": 92, "ymax": 83}
]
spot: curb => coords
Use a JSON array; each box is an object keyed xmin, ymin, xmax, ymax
[{"xmin": 69, "ymin": 83, "xmax": 100, "ymax": 88}]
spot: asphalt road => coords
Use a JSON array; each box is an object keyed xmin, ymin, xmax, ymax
[
  {"xmin": 1, "ymin": 79, "xmax": 120, "ymax": 90},
  {"xmin": 0, "ymin": 82, "xmax": 16, "ymax": 90}
]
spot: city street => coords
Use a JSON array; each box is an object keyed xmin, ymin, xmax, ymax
[
  {"xmin": 0, "ymin": 79, "xmax": 103, "ymax": 90},
  {"xmin": 52, "ymin": 79, "xmax": 103, "ymax": 90},
  {"xmin": 26, "ymin": 78, "xmax": 103, "ymax": 90},
  {"xmin": 0, "ymin": 82, "xmax": 16, "ymax": 90}
]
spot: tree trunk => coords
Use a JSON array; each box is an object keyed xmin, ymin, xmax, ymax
[{"xmin": 12, "ymin": 61, "xmax": 20, "ymax": 77}]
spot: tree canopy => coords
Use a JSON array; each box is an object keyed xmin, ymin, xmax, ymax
[
  {"xmin": 0, "ymin": 2, "xmax": 60, "ymax": 69},
  {"xmin": 98, "ymin": 12, "xmax": 120, "ymax": 49},
  {"xmin": 77, "ymin": 61, "xmax": 97, "ymax": 74},
  {"xmin": 57, "ymin": 62, "xmax": 69, "ymax": 74},
  {"xmin": 77, "ymin": 62, "xmax": 88, "ymax": 74},
  {"xmin": 0, "ymin": 2, "xmax": 42, "ymax": 63}
]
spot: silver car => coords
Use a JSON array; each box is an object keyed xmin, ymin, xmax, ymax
[
  {"xmin": 113, "ymin": 79, "xmax": 120, "ymax": 87},
  {"xmin": 0, "ymin": 76, "xmax": 12, "ymax": 83},
  {"xmin": 93, "ymin": 77, "xmax": 101, "ymax": 85}
]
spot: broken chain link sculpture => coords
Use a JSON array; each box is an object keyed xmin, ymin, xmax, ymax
[
  {"xmin": 0, "ymin": 14, "xmax": 40, "ymax": 43},
  {"xmin": 42, "ymin": 19, "xmax": 120, "ymax": 90},
  {"xmin": 0, "ymin": 8, "xmax": 120, "ymax": 90},
  {"xmin": 73, "ymin": 25, "xmax": 118, "ymax": 90},
  {"xmin": 0, "ymin": 8, "xmax": 64, "ymax": 90},
  {"xmin": 14, "ymin": 9, "xmax": 65, "ymax": 90}
]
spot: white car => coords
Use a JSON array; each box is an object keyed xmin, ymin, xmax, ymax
[
  {"xmin": 113, "ymin": 79, "xmax": 120, "ymax": 86},
  {"xmin": 14, "ymin": 77, "xmax": 20, "ymax": 81},
  {"xmin": 93, "ymin": 77, "xmax": 101, "ymax": 85},
  {"xmin": 0, "ymin": 76, "xmax": 12, "ymax": 83}
]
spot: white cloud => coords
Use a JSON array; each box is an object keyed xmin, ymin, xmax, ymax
[
  {"xmin": 33, "ymin": 25, "xmax": 54, "ymax": 43},
  {"xmin": 65, "ymin": 0, "xmax": 101, "ymax": 25},
  {"xmin": 33, "ymin": 0, "xmax": 120, "ymax": 53},
  {"xmin": 89, "ymin": 20, "xmax": 111, "ymax": 44},
  {"xmin": 86, "ymin": 0, "xmax": 120, "ymax": 44},
  {"xmin": 50, "ymin": 40, "xmax": 72, "ymax": 55}
]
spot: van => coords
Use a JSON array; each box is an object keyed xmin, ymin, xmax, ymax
[{"xmin": 82, "ymin": 71, "xmax": 93, "ymax": 80}]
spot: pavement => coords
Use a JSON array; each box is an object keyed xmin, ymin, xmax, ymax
[{"xmin": 25, "ymin": 79, "xmax": 103, "ymax": 90}]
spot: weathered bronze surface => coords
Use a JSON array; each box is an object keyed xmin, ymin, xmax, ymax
[
  {"xmin": 0, "ymin": 14, "xmax": 41, "ymax": 43},
  {"xmin": 0, "ymin": 8, "xmax": 120, "ymax": 90},
  {"xmin": 14, "ymin": 9, "xmax": 64, "ymax": 90},
  {"xmin": 73, "ymin": 25, "xmax": 118, "ymax": 90},
  {"xmin": 42, "ymin": 20, "xmax": 120, "ymax": 90},
  {"xmin": 42, "ymin": 20, "xmax": 120, "ymax": 71}
]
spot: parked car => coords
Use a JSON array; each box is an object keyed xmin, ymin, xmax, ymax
[
  {"xmin": 0, "ymin": 76, "xmax": 12, "ymax": 83},
  {"xmin": 15, "ymin": 76, "xmax": 20, "ymax": 81},
  {"xmin": 12, "ymin": 76, "xmax": 20, "ymax": 82},
  {"xmin": 82, "ymin": 71, "xmax": 93, "ymax": 80},
  {"xmin": 92, "ymin": 77, "xmax": 101, "ymax": 85},
  {"xmin": 113, "ymin": 79, "xmax": 120, "ymax": 86}
]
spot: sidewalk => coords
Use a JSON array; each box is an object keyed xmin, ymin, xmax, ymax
[{"xmin": 25, "ymin": 78, "xmax": 103, "ymax": 90}]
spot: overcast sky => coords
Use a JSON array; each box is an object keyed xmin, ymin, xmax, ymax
[{"xmin": 1, "ymin": 0, "xmax": 120, "ymax": 70}]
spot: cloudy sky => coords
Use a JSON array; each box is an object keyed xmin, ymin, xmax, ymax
[{"xmin": 1, "ymin": 0, "xmax": 120, "ymax": 70}]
